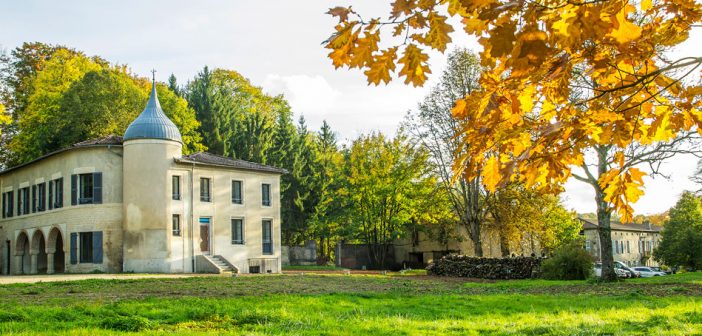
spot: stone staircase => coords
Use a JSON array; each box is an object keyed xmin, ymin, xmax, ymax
[{"xmin": 204, "ymin": 255, "xmax": 237, "ymax": 274}]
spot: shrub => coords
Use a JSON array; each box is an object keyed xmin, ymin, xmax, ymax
[
  {"xmin": 540, "ymin": 240, "xmax": 594, "ymax": 280},
  {"xmin": 426, "ymin": 255, "xmax": 541, "ymax": 279},
  {"xmin": 101, "ymin": 315, "xmax": 152, "ymax": 332}
]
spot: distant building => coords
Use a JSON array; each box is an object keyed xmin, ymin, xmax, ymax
[
  {"xmin": 0, "ymin": 81, "xmax": 285, "ymax": 275},
  {"xmin": 579, "ymin": 218, "xmax": 662, "ymax": 267}
]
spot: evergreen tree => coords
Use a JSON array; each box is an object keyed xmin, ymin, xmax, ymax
[{"xmin": 167, "ymin": 73, "xmax": 181, "ymax": 97}]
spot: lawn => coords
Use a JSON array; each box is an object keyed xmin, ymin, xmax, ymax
[{"xmin": 0, "ymin": 272, "xmax": 700, "ymax": 335}]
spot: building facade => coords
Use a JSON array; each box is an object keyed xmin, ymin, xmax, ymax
[
  {"xmin": 580, "ymin": 218, "xmax": 662, "ymax": 267},
  {"xmin": 0, "ymin": 83, "xmax": 285, "ymax": 275}
]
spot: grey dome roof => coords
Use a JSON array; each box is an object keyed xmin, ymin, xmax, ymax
[{"xmin": 123, "ymin": 83, "xmax": 182, "ymax": 143}]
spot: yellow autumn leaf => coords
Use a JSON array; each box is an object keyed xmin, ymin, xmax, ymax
[
  {"xmin": 398, "ymin": 44, "xmax": 431, "ymax": 86},
  {"xmin": 608, "ymin": 5, "xmax": 642, "ymax": 45},
  {"xmin": 641, "ymin": 0, "xmax": 652, "ymax": 11},
  {"xmin": 364, "ymin": 47, "xmax": 398, "ymax": 85},
  {"xmin": 482, "ymin": 155, "xmax": 501, "ymax": 192},
  {"xmin": 425, "ymin": 12, "xmax": 454, "ymax": 52}
]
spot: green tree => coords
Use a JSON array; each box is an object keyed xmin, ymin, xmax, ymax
[
  {"xmin": 403, "ymin": 48, "xmax": 488, "ymax": 256},
  {"xmin": 8, "ymin": 54, "xmax": 204, "ymax": 164},
  {"xmin": 485, "ymin": 184, "xmax": 579, "ymax": 257},
  {"xmin": 341, "ymin": 132, "xmax": 435, "ymax": 268},
  {"xmin": 167, "ymin": 73, "xmax": 181, "ymax": 97},
  {"xmin": 308, "ymin": 121, "xmax": 345, "ymax": 263},
  {"xmin": 8, "ymin": 48, "xmax": 105, "ymax": 164},
  {"xmin": 185, "ymin": 67, "xmax": 288, "ymax": 159},
  {"xmin": 654, "ymin": 192, "xmax": 702, "ymax": 271}
]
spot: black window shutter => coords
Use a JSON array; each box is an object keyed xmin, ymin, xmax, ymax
[
  {"xmin": 93, "ymin": 173, "xmax": 102, "ymax": 204},
  {"xmin": 71, "ymin": 175, "xmax": 77, "ymax": 205},
  {"xmin": 2, "ymin": 193, "xmax": 5, "ymax": 219},
  {"xmin": 48, "ymin": 181, "xmax": 54, "ymax": 210},
  {"xmin": 8, "ymin": 191, "xmax": 13, "ymax": 217},
  {"xmin": 70, "ymin": 233, "xmax": 78, "ymax": 264},
  {"xmin": 31, "ymin": 185, "xmax": 37, "ymax": 213},
  {"xmin": 93, "ymin": 231, "xmax": 103, "ymax": 263},
  {"xmin": 57, "ymin": 178, "xmax": 64, "ymax": 208},
  {"xmin": 17, "ymin": 190, "xmax": 21, "ymax": 215}
]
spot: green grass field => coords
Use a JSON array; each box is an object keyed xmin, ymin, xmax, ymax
[{"xmin": 0, "ymin": 272, "xmax": 701, "ymax": 335}]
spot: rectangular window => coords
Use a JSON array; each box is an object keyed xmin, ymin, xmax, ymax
[
  {"xmin": 232, "ymin": 180, "xmax": 242, "ymax": 204},
  {"xmin": 77, "ymin": 231, "xmax": 103, "ymax": 264},
  {"xmin": 626, "ymin": 241, "xmax": 630, "ymax": 254},
  {"xmin": 172, "ymin": 214, "xmax": 181, "ymax": 236},
  {"xmin": 261, "ymin": 183, "xmax": 271, "ymax": 206},
  {"xmin": 56, "ymin": 177, "xmax": 64, "ymax": 208},
  {"xmin": 79, "ymin": 174, "xmax": 94, "ymax": 203},
  {"xmin": 37, "ymin": 183, "xmax": 46, "ymax": 212},
  {"xmin": 231, "ymin": 218, "xmax": 244, "ymax": 244},
  {"xmin": 80, "ymin": 232, "xmax": 93, "ymax": 262},
  {"xmin": 3, "ymin": 191, "xmax": 13, "ymax": 218},
  {"xmin": 18, "ymin": 187, "xmax": 30, "ymax": 216},
  {"xmin": 613, "ymin": 241, "xmax": 618, "ymax": 254},
  {"xmin": 172, "ymin": 176, "xmax": 181, "ymax": 200},
  {"xmin": 262, "ymin": 219, "xmax": 273, "ymax": 255},
  {"xmin": 200, "ymin": 178, "xmax": 211, "ymax": 202},
  {"xmin": 72, "ymin": 173, "xmax": 102, "ymax": 205}
]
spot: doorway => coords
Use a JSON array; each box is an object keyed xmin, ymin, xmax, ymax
[{"xmin": 199, "ymin": 217, "xmax": 211, "ymax": 254}]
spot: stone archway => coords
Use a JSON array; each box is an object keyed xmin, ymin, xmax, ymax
[
  {"xmin": 47, "ymin": 227, "xmax": 65, "ymax": 274},
  {"xmin": 30, "ymin": 230, "xmax": 47, "ymax": 274},
  {"xmin": 14, "ymin": 231, "xmax": 30, "ymax": 275}
]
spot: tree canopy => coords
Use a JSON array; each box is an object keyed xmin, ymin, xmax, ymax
[
  {"xmin": 654, "ymin": 191, "xmax": 702, "ymax": 270},
  {"xmin": 325, "ymin": 0, "xmax": 702, "ymax": 222}
]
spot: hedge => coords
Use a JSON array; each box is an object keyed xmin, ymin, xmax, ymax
[{"xmin": 426, "ymin": 255, "xmax": 542, "ymax": 279}]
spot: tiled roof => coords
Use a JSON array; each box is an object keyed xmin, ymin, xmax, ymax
[
  {"xmin": 0, "ymin": 135, "xmax": 124, "ymax": 175},
  {"xmin": 175, "ymin": 152, "xmax": 287, "ymax": 174},
  {"xmin": 580, "ymin": 217, "xmax": 662, "ymax": 233},
  {"xmin": 123, "ymin": 84, "xmax": 182, "ymax": 143},
  {"xmin": 73, "ymin": 135, "xmax": 124, "ymax": 147}
]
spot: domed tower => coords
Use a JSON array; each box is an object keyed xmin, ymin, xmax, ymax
[{"xmin": 122, "ymin": 74, "xmax": 183, "ymax": 272}]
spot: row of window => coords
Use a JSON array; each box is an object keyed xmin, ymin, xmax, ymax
[
  {"xmin": 2, "ymin": 173, "xmax": 102, "ymax": 219},
  {"xmin": 171, "ymin": 215, "xmax": 273, "ymax": 255},
  {"xmin": 611, "ymin": 240, "xmax": 656, "ymax": 255},
  {"xmin": 172, "ymin": 176, "xmax": 272, "ymax": 206}
]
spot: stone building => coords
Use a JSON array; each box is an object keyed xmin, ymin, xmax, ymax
[
  {"xmin": 580, "ymin": 218, "xmax": 662, "ymax": 267},
  {"xmin": 0, "ymin": 81, "xmax": 285, "ymax": 275}
]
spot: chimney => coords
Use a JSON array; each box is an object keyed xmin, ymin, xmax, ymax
[{"xmin": 643, "ymin": 219, "xmax": 651, "ymax": 230}]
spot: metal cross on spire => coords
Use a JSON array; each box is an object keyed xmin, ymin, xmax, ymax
[{"xmin": 151, "ymin": 69, "xmax": 157, "ymax": 84}]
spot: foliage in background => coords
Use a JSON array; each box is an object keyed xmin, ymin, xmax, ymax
[
  {"xmin": 540, "ymin": 240, "xmax": 594, "ymax": 280},
  {"xmin": 654, "ymin": 192, "xmax": 702, "ymax": 271},
  {"xmin": 487, "ymin": 185, "xmax": 580, "ymax": 257},
  {"xmin": 1, "ymin": 44, "xmax": 203, "ymax": 165},
  {"xmin": 404, "ymin": 48, "xmax": 487, "ymax": 256},
  {"xmin": 325, "ymin": 0, "xmax": 702, "ymax": 281},
  {"xmin": 340, "ymin": 132, "xmax": 437, "ymax": 267}
]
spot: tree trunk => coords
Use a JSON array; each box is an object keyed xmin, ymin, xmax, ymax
[
  {"xmin": 595, "ymin": 145, "xmax": 617, "ymax": 281},
  {"xmin": 470, "ymin": 218, "xmax": 483, "ymax": 257},
  {"xmin": 499, "ymin": 232, "xmax": 510, "ymax": 257}
]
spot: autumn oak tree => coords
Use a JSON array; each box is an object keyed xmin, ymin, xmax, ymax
[{"xmin": 326, "ymin": 0, "xmax": 701, "ymax": 280}]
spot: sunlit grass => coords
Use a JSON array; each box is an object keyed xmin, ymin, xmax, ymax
[{"xmin": 0, "ymin": 272, "xmax": 699, "ymax": 334}]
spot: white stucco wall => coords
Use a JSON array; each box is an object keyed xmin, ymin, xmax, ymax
[{"xmin": 0, "ymin": 146, "xmax": 124, "ymax": 274}]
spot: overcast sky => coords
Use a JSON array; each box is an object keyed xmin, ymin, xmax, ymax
[{"xmin": 1, "ymin": 1, "xmax": 700, "ymax": 215}]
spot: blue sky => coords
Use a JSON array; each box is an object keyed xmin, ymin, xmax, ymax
[{"xmin": 1, "ymin": 1, "xmax": 701, "ymax": 215}]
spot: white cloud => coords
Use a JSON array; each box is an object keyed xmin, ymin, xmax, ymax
[{"xmin": 263, "ymin": 74, "xmax": 341, "ymax": 118}]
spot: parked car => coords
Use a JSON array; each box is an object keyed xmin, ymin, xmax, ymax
[
  {"xmin": 594, "ymin": 263, "xmax": 629, "ymax": 278},
  {"xmin": 633, "ymin": 267, "xmax": 667, "ymax": 277},
  {"xmin": 615, "ymin": 261, "xmax": 641, "ymax": 278},
  {"xmin": 650, "ymin": 266, "xmax": 672, "ymax": 275}
]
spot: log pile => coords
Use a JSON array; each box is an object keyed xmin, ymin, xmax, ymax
[{"xmin": 426, "ymin": 255, "xmax": 542, "ymax": 279}]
